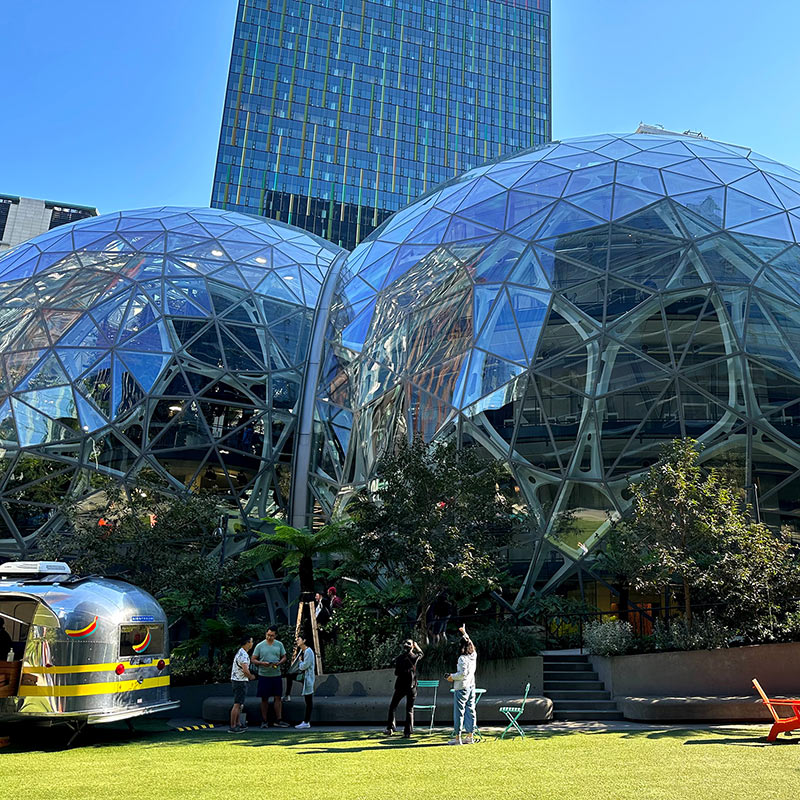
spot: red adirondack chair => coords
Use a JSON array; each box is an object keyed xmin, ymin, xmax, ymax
[{"xmin": 752, "ymin": 678, "xmax": 800, "ymax": 741}]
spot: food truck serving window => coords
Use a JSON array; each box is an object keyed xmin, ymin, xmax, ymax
[{"xmin": 119, "ymin": 624, "xmax": 164, "ymax": 658}]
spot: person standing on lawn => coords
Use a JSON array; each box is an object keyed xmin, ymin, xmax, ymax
[
  {"xmin": 251, "ymin": 626, "xmax": 290, "ymax": 727},
  {"xmin": 293, "ymin": 633, "xmax": 317, "ymax": 729},
  {"xmin": 384, "ymin": 638, "xmax": 424, "ymax": 738},
  {"xmin": 446, "ymin": 624, "xmax": 477, "ymax": 745},
  {"xmin": 229, "ymin": 634, "xmax": 256, "ymax": 733}
]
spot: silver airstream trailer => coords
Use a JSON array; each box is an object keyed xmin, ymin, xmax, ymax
[{"xmin": 0, "ymin": 561, "xmax": 179, "ymax": 729}]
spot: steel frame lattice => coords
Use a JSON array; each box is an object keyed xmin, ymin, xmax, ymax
[
  {"xmin": 0, "ymin": 207, "xmax": 344, "ymax": 555},
  {"xmin": 4, "ymin": 133, "xmax": 800, "ymax": 601},
  {"xmin": 318, "ymin": 132, "xmax": 800, "ymax": 596}
]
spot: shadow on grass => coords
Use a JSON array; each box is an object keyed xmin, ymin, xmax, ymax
[
  {"xmin": 0, "ymin": 719, "xmax": 173, "ymax": 753},
  {"xmin": 683, "ymin": 735, "xmax": 799, "ymax": 748},
  {"xmin": 230, "ymin": 730, "xmax": 452, "ymax": 753},
  {"xmin": 5, "ymin": 721, "xmax": 781, "ymax": 754}
]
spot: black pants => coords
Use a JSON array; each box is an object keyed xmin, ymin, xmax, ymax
[
  {"xmin": 387, "ymin": 685, "xmax": 416, "ymax": 737},
  {"xmin": 304, "ymin": 694, "xmax": 313, "ymax": 723}
]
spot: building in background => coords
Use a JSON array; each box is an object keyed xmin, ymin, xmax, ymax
[
  {"xmin": 211, "ymin": 0, "xmax": 551, "ymax": 249},
  {"xmin": 0, "ymin": 195, "xmax": 97, "ymax": 251}
]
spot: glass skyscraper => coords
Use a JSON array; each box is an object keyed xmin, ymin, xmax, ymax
[{"xmin": 211, "ymin": 0, "xmax": 551, "ymax": 249}]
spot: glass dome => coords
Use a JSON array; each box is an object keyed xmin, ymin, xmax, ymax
[
  {"xmin": 320, "ymin": 132, "xmax": 800, "ymax": 592},
  {"xmin": 0, "ymin": 206, "xmax": 344, "ymax": 551}
]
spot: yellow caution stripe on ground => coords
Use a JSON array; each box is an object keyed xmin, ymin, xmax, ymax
[
  {"xmin": 18, "ymin": 675, "xmax": 170, "ymax": 697},
  {"xmin": 23, "ymin": 658, "xmax": 170, "ymax": 675},
  {"xmin": 175, "ymin": 724, "xmax": 216, "ymax": 732}
]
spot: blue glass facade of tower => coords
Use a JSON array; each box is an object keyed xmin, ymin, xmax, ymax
[{"xmin": 212, "ymin": 0, "xmax": 551, "ymax": 250}]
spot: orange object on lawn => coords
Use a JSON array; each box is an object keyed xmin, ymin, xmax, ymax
[{"xmin": 752, "ymin": 678, "xmax": 800, "ymax": 741}]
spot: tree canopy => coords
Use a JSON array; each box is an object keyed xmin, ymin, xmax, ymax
[
  {"xmin": 37, "ymin": 478, "xmax": 242, "ymax": 632},
  {"xmin": 346, "ymin": 436, "xmax": 520, "ymax": 632},
  {"xmin": 601, "ymin": 438, "xmax": 800, "ymax": 639}
]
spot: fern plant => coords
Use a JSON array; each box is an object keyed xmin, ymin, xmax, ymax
[{"xmin": 242, "ymin": 517, "xmax": 352, "ymax": 594}]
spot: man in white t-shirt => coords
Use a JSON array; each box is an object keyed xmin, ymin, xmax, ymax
[{"xmin": 230, "ymin": 634, "xmax": 256, "ymax": 733}]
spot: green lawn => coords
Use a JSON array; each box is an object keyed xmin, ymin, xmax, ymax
[{"xmin": 1, "ymin": 722, "xmax": 797, "ymax": 800}]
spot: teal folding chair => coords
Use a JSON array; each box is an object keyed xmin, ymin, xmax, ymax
[
  {"xmin": 500, "ymin": 682, "xmax": 530, "ymax": 739},
  {"xmin": 415, "ymin": 680, "xmax": 440, "ymax": 733}
]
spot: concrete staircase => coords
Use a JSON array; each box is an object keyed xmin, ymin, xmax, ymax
[{"xmin": 543, "ymin": 654, "xmax": 623, "ymax": 721}]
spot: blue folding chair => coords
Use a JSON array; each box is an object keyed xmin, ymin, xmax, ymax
[{"xmin": 415, "ymin": 680, "xmax": 440, "ymax": 733}]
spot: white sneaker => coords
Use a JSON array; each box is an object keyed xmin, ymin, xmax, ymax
[
  {"xmin": 282, "ymin": 695, "xmax": 291, "ymax": 702},
  {"xmin": 295, "ymin": 721, "xmax": 311, "ymax": 729},
  {"xmin": 447, "ymin": 736, "xmax": 462, "ymax": 745}
]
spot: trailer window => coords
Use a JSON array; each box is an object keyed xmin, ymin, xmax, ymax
[
  {"xmin": 119, "ymin": 624, "xmax": 165, "ymax": 658},
  {"xmin": 0, "ymin": 598, "xmax": 37, "ymax": 661}
]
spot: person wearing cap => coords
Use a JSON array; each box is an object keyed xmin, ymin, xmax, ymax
[
  {"xmin": 384, "ymin": 638, "xmax": 423, "ymax": 738},
  {"xmin": 327, "ymin": 586, "xmax": 342, "ymax": 612}
]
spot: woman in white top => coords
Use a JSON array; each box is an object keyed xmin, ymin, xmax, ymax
[{"xmin": 446, "ymin": 624, "xmax": 477, "ymax": 745}]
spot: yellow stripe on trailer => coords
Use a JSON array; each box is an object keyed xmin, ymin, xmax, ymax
[
  {"xmin": 23, "ymin": 658, "xmax": 170, "ymax": 675},
  {"xmin": 18, "ymin": 675, "xmax": 170, "ymax": 697}
]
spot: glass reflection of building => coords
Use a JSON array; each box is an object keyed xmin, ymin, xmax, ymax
[
  {"xmin": 317, "ymin": 131, "xmax": 800, "ymax": 597},
  {"xmin": 211, "ymin": 0, "xmax": 552, "ymax": 250},
  {"xmin": 0, "ymin": 207, "xmax": 344, "ymax": 557}
]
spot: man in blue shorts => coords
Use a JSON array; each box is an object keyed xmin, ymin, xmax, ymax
[{"xmin": 251, "ymin": 625, "xmax": 289, "ymax": 727}]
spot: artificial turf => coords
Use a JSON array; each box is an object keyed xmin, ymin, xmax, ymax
[{"xmin": 0, "ymin": 722, "xmax": 797, "ymax": 800}]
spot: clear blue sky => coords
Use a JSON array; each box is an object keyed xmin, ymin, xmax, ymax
[{"xmin": 2, "ymin": 1, "xmax": 799, "ymax": 213}]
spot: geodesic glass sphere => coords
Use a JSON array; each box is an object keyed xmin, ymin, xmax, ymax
[
  {"xmin": 322, "ymin": 133, "xmax": 800, "ymax": 590},
  {"xmin": 0, "ymin": 207, "xmax": 344, "ymax": 550}
]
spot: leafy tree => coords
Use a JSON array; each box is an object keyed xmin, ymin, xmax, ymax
[
  {"xmin": 610, "ymin": 438, "xmax": 800, "ymax": 638},
  {"xmin": 241, "ymin": 517, "xmax": 351, "ymax": 596},
  {"xmin": 596, "ymin": 522, "xmax": 657, "ymax": 619},
  {"xmin": 346, "ymin": 436, "xmax": 519, "ymax": 637},
  {"xmin": 36, "ymin": 477, "xmax": 243, "ymax": 633}
]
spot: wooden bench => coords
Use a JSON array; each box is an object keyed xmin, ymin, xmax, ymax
[{"xmin": 752, "ymin": 678, "xmax": 800, "ymax": 741}]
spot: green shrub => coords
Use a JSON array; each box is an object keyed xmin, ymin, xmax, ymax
[
  {"xmin": 170, "ymin": 653, "xmax": 230, "ymax": 686},
  {"xmin": 323, "ymin": 596, "xmax": 407, "ymax": 672},
  {"xmin": 583, "ymin": 619, "xmax": 634, "ymax": 657},
  {"xmin": 652, "ymin": 616, "xmax": 731, "ymax": 651},
  {"xmin": 419, "ymin": 623, "xmax": 543, "ymax": 677}
]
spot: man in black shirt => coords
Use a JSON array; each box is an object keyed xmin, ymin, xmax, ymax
[{"xmin": 384, "ymin": 639, "xmax": 423, "ymax": 738}]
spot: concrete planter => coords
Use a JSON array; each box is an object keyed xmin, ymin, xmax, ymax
[
  {"xmin": 589, "ymin": 642, "xmax": 800, "ymax": 722},
  {"xmin": 198, "ymin": 656, "xmax": 550, "ymax": 725},
  {"xmin": 315, "ymin": 656, "xmax": 543, "ymax": 698}
]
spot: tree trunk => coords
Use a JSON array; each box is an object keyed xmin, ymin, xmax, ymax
[
  {"xmin": 682, "ymin": 576, "xmax": 692, "ymax": 628},
  {"xmin": 615, "ymin": 583, "xmax": 630, "ymax": 622},
  {"xmin": 298, "ymin": 555, "xmax": 314, "ymax": 599},
  {"xmin": 416, "ymin": 589, "xmax": 435, "ymax": 643},
  {"xmin": 416, "ymin": 603, "xmax": 429, "ymax": 643}
]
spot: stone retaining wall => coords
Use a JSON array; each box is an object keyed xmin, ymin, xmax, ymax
[
  {"xmin": 590, "ymin": 641, "xmax": 800, "ymax": 697},
  {"xmin": 588, "ymin": 642, "xmax": 800, "ymax": 722}
]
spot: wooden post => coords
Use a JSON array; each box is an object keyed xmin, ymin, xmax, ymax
[
  {"xmin": 292, "ymin": 599, "xmax": 323, "ymax": 675},
  {"xmin": 308, "ymin": 601, "xmax": 323, "ymax": 675}
]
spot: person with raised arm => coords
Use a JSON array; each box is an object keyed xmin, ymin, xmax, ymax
[{"xmin": 445, "ymin": 624, "xmax": 477, "ymax": 745}]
